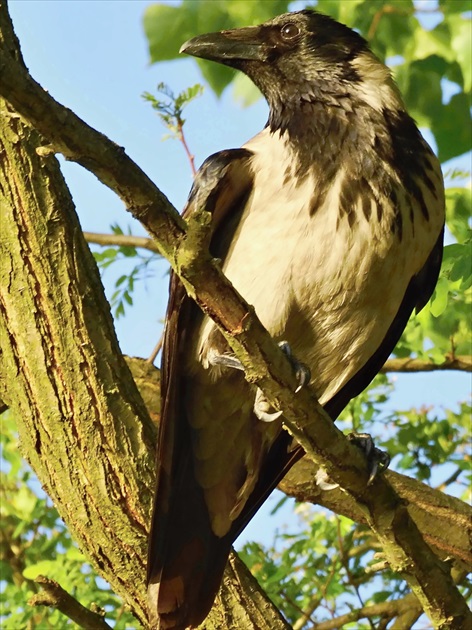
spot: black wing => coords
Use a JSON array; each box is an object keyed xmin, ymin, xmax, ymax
[{"xmin": 147, "ymin": 148, "xmax": 256, "ymax": 630}]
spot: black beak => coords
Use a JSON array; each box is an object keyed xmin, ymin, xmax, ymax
[{"xmin": 180, "ymin": 26, "xmax": 269, "ymax": 64}]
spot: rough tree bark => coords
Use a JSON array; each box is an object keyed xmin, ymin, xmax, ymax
[
  {"xmin": 0, "ymin": 1, "xmax": 470, "ymax": 628},
  {"xmin": 0, "ymin": 82, "xmax": 153, "ymax": 627}
]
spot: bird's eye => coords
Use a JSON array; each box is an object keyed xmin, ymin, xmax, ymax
[{"xmin": 280, "ymin": 23, "xmax": 300, "ymax": 40}]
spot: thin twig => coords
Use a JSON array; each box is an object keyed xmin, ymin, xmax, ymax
[
  {"xmin": 335, "ymin": 519, "xmax": 375, "ymax": 630},
  {"xmin": 381, "ymin": 355, "xmax": 472, "ymax": 373},
  {"xmin": 293, "ymin": 562, "xmax": 339, "ymax": 630},
  {"xmin": 308, "ymin": 595, "xmax": 419, "ymax": 630},
  {"xmin": 368, "ymin": 3, "xmax": 443, "ymax": 41},
  {"xmin": 83, "ymin": 231, "xmax": 161, "ymax": 253},
  {"xmin": 177, "ymin": 120, "xmax": 197, "ymax": 176},
  {"xmin": 435, "ymin": 466, "xmax": 464, "ymax": 492},
  {"xmin": 147, "ymin": 333, "xmax": 164, "ymax": 364},
  {"xmin": 368, "ymin": 5, "xmax": 408, "ymax": 41}
]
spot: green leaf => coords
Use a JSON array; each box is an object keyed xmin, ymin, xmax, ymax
[
  {"xmin": 439, "ymin": 0, "xmax": 471, "ymax": 12},
  {"xmin": 448, "ymin": 244, "xmax": 472, "ymax": 287},
  {"xmin": 445, "ymin": 187, "xmax": 472, "ymax": 242},
  {"xmin": 372, "ymin": 590, "xmax": 392, "ymax": 603},
  {"xmin": 110, "ymin": 223, "xmax": 124, "ymax": 235},
  {"xmin": 448, "ymin": 13, "xmax": 472, "ymax": 92},
  {"xmin": 143, "ymin": 3, "xmax": 197, "ymax": 62},
  {"xmin": 430, "ymin": 276, "xmax": 449, "ymax": 317},
  {"xmin": 232, "ymin": 73, "xmax": 262, "ymax": 106},
  {"xmin": 196, "ymin": 59, "xmax": 235, "ymax": 97},
  {"xmin": 65, "ymin": 546, "xmax": 86, "ymax": 561},
  {"xmin": 23, "ymin": 560, "xmax": 57, "ymax": 580},
  {"xmin": 433, "ymin": 91, "xmax": 471, "ymax": 162},
  {"xmin": 395, "ymin": 57, "xmax": 443, "ymax": 128},
  {"xmin": 406, "ymin": 18, "xmax": 455, "ymax": 64},
  {"xmin": 144, "ymin": 0, "xmax": 291, "ymax": 96}
]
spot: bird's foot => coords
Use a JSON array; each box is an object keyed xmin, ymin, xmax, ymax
[
  {"xmin": 208, "ymin": 342, "xmax": 310, "ymax": 423},
  {"xmin": 277, "ymin": 341, "xmax": 311, "ymax": 393},
  {"xmin": 207, "ymin": 349, "xmax": 245, "ymax": 371},
  {"xmin": 254, "ymin": 388, "xmax": 283, "ymax": 423},
  {"xmin": 315, "ymin": 468, "xmax": 340, "ymax": 491},
  {"xmin": 348, "ymin": 432, "xmax": 391, "ymax": 486},
  {"xmin": 254, "ymin": 341, "xmax": 310, "ymax": 422},
  {"xmin": 315, "ymin": 433, "xmax": 390, "ymax": 491}
]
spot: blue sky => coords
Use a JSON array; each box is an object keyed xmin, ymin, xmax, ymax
[{"xmin": 8, "ymin": 0, "xmax": 470, "ymax": 550}]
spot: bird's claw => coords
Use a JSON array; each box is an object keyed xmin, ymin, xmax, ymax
[
  {"xmin": 207, "ymin": 349, "xmax": 245, "ymax": 371},
  {"xmin": 251, "ymin": 341, "xmax": 311, "ymax": 422},
  {"xmin": 208, "ymin": 341, "xmax": 309, "ymax": 423},
  {"xmin": 315, "ymin": 468, "xmax": 339, "ymax": 491},
  {"xmin": 254, "ymin": 388, "xmax": 283, "ymax": 423},
  {"xmin": 278, "ymin": 341, "xmax": 311, "ymax": 392},
  {"xmin": 316, "ymin": 434, "xmax": 390, "ymax": 490},
  {"xmin": 348, "ymin": 432, "xmax": 391, "ymax": 485}
]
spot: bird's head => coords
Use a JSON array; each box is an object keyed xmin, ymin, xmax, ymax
[{"xmin": 180, "ymin": 10, "xmax": 403, "ymax": 130}]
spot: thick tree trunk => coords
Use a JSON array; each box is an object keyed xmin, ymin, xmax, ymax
[{"xmin": 0, "ymin": 96, "xmax": 156, "ymax": 624}]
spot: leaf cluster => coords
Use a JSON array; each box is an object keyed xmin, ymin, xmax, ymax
[
  {"xmin": 142, "ymin": 82, "xmax": 203, "ymax": 140},
  {"xmin": 92, "ymin": 223, "xmax": 160, "ymax": 318},
  {"xmin": 240, "ymin": 509, "xmax": 400, "ymax": 629},
  {"xmin": 144, "ymin": 0, "xmax": 472, "ymax": 152}
]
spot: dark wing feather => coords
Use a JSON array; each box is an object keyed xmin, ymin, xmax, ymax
[{"xmin": 147, "ymin": 149, "xmax": 254, "ymax": 630}]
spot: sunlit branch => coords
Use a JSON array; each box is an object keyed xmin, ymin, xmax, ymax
[
  {"xmin": 83, "ymin": 231, "xmax": 161, "ymax": 254},
  {"xmin": 29, "ymin": 576, "xmax": 112, "ymax": 630}
]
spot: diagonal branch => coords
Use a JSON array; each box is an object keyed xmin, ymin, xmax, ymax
[
  {"xmin": 310, "ymin": 592, "xmax": 421, "ymax": 630},
  {"xmin": 29, "ymin": 576, "xmax": 113, "ymax": 630},
  {"xmin": 0, "ymin": 7, "xmax": 470, "ymax": 628},
  {"xmin": 127, "ymin": 357, "xmax": 472, "ymax": 573}
]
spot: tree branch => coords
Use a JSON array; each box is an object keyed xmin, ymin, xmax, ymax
[
  {"xmin": 310, "ymin": 592, "xmax": 421, "ymax": 630},
  {"xmin": 83, "ymin": 231, "xmax": 161, "ymax": 254},
  {"xmin": 281, "ymin": 456, "xmax": 472, "ymax": 573},
  {"xmin": 211, "ymin": 553, "xmax": 291, "ymax": 630},
  {"xmin": 382, "ymin": 356, "xmax": 472, "ymax": 373},
  {"xmin": 29, "ymin": 576, "xmax": 112, "ymax": 630},
  {"xmin": 126, "ymin": 357, "xmax": 472, "ymax": 574},
  {"xmin": 1, "ymin": 4, "xmax": 470, "ymax": 628},
  {"xmin": 0, "ymin": 4, "xmax": 305, "ymax": 629}
]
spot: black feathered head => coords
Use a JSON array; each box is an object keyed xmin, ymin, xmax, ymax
[{"xmin": 181, "ymin": 10, "xmax": 402, "ymax": 126}]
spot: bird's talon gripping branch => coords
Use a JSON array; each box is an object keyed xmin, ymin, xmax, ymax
[
  {"xmin": 315, "ymin": 468, "xmax": 339, "ymax": 491},
  {"xmin": 254, "ymin": 388, "xmax": 284, "ymax": 423},
  {"xmin": 207, "ymin": 349, "xmax": 245, "ymax": 371},
  {"xmin": 278, "ymin": 341, "xmax": 311, "ymax": 393},
  {"xmin": 348, "ymin": 432, "xmax": 391, "ymax": 486},
  {"xmin": 208, "ymin": 343, "xmax": 309, "ymax": 422}
]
